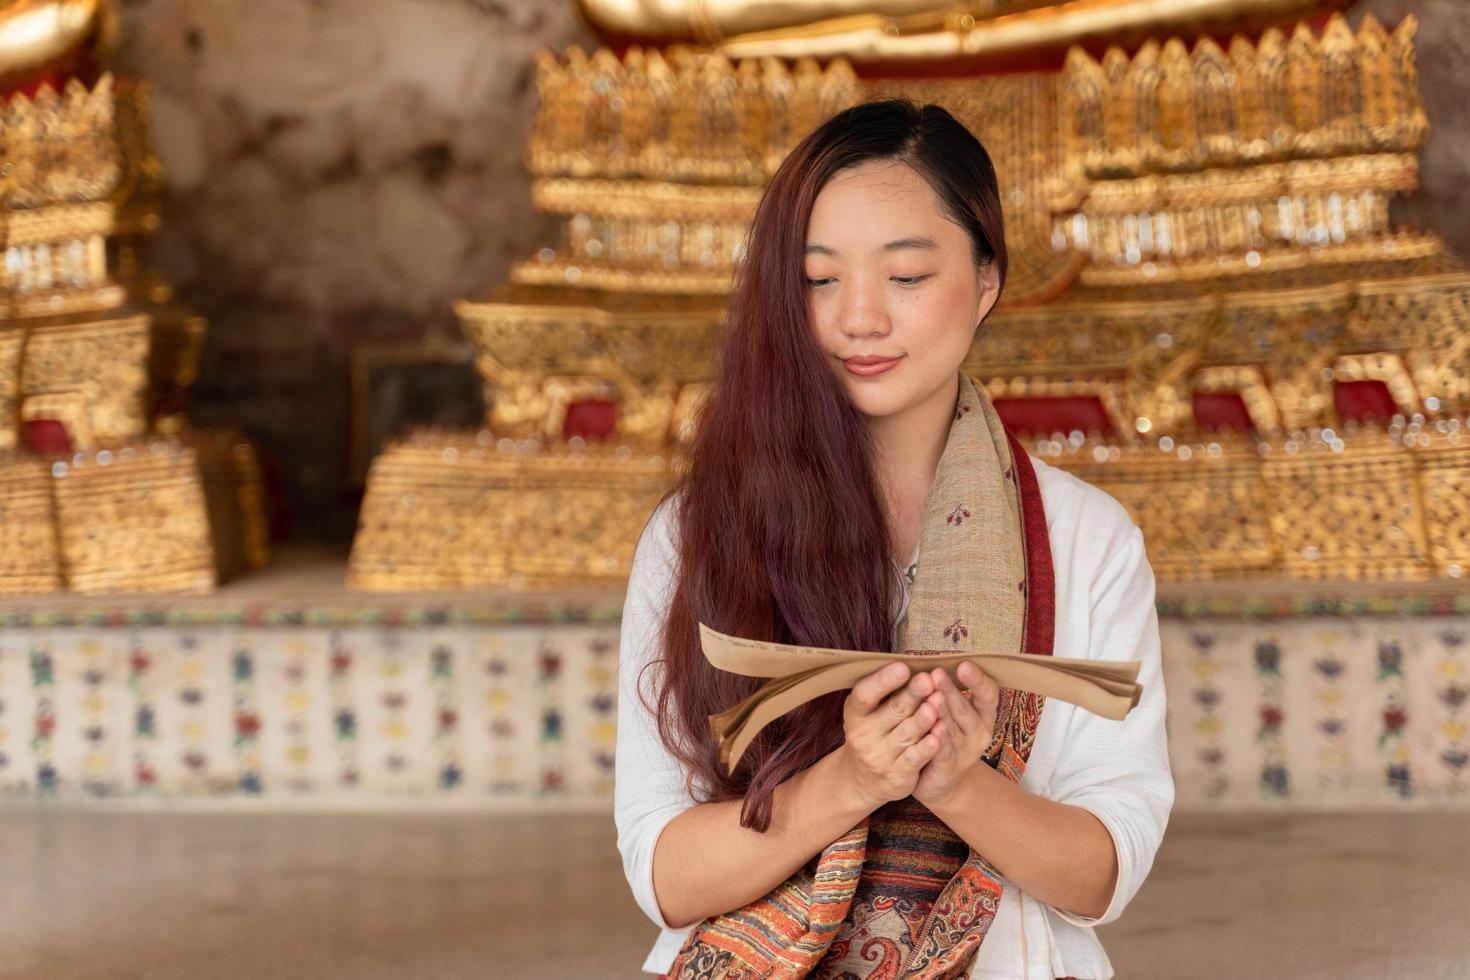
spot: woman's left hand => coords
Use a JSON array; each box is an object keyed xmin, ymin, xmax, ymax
[{"xmin": 912, "ymin": 661, "xmax": 1001, "ymax": 809}]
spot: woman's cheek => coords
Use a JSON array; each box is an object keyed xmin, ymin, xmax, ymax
[
  {"xmin": 932, "ymin": 275, "xmax": 979, "ymax": 325},
  {"xmin": 905, "ymin": 285, "xmax": 972, "ymax": 352},
  {"xmin": 806, "ymin": 297, "xmax": 837, "ymax": 350}
]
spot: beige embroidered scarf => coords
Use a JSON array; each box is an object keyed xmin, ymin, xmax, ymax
[{"xmin": 662, "ymin": 373, "xmax": 1056, "ymax": 980}]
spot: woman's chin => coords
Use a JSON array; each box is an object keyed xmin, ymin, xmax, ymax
[{"xmin": 844, "ymin": 384, "xmax": 913, "ymax": 421}]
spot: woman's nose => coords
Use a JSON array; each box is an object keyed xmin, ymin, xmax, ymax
[{"xmin": 837, "ymin": 288, "xmax": 892, "ymax": 338}]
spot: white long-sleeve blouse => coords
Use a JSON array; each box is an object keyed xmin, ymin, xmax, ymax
[{"xmin": 614, "ymin": 455, "xmax": 1174, "ymax": 979}]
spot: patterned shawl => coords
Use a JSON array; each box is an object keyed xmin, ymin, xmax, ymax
[{"xmin": 662, "ymin": 373, "xmax": 1056, "ymax": 980}]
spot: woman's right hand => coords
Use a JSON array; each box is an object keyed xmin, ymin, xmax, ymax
[{"xmin": 838, "ymin": 661, "xmax": 943, "ymax": 810}]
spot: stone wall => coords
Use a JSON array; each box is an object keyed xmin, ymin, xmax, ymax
[
  {"xmin": 113, "ymin": 0, "xmax": 597, "ymax": 541},
  {"xmin": 111, "ymin": 1, "xmax": 1470, "ymax": 543}
]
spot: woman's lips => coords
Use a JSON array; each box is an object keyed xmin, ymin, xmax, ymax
[{"xmin": 843, "ymin": 355, "xmax": 902, "ymax": 377}]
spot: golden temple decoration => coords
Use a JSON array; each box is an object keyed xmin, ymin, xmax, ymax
[
  {"xmin": 518, "ymin": 16, "xmax": 1429, "ymax": 302},
  {"xmin": 1035, "ymin": 418, "xmax": 1466, "ymax": 582},
  {"xmin": 0, "ymin": 435, "xmax": 269, "ymax": 597},
  {"xmin": 973, "ymin": 264, "xmax": 1470, "ymax": 441},
  {"xmin": 1041, "ymin": 434, "xmax": 1276, "ymax": 580},
  {"xmin": 144, "ymin": 301, "xmax": 208, "ymax": 432},
  {"xmin": 1, "ymin": 77, "xmax": 123, "ymax": 209},
  {"xmin": 190, "ymin": 430, "xmax": 272, "ymax": 583},
  {"xmin": 530, "ymin": 48, "xmax": 860, "ymax": 184},
  {"xmin": 51, "ymin": 442, "xmax": 216, "ymax": 594},
  {"xmin": 1, "ymin": 74, "xmax": 159, "ymax": 319},
  {"xmin": 457, "ymin": 290, "xmax": 724, "ymax": 448},
  {"xmin": 1, "ymin": 61, "xmax": 269, "ymax": 592},
  {"xmin": 1262, "ymin": 442, "xmax": 1429, "ymax": 581},
  {"xmin": 349, "ymin": 432, "xmax": 671, "ymax": 590},
  {"xmin": 0, "ymin": 0, "xmax": 115, "ymax": 89},
  {"xmin": 1054, "ymin": 17, "xmax": 1432, "ymax": 287},
  {"xmin": 0, "ymin": 323, "xmax": 21, "ymax": 452},
  {"xmin": 1418, "ymin": 430, "xmax": 1470, "ymax": 579},
  {"xmin": 521, "ymin": 49, "xmax": 858, "ymax": 295},
  {"xmin": 1058, "ymin": 19, "xmax": 1426, "ymax": 179},
  {"xmin": 0, "ymin": 455, "xmax": 61, "ymax": 592},
  {"xmin": 351, "ymin": 10, "xmax": 1470, "ymax": 590},
  {"xmin": 16, "ymin": 311, "xmax": 149, "ymax": 446},
  {"xmin": 576, "ymin": 0, "xmax": 1355, "ymax": 69},
  {"xmin": 1351, "ymin": 272, "xmax": 1470, "ymax": 418}
]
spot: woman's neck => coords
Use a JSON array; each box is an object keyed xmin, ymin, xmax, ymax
[{"xmin": 868, "ymin": 371, "xmax": 960, "ymax": 556}]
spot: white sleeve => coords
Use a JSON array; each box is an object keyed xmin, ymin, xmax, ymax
[
  {"xmin": 614, "ymin": 497, "xmax": 699, "ymax": 932},
  {"xmin": 1046, "ymin": 521, "xmax": 1174, "ymax": 928}
]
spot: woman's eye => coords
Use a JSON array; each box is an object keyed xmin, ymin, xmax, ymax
[{"xmin": 804, "ymin": 274, "xmax": 931, "ymax": 287}]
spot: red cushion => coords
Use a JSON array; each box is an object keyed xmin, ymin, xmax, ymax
[
  {"xmin": 992, "ymin": 395, "xmax": 1115, "ymax": 438},
  {"xmin": 1334, "ymin": 379, "xmax": 1399, "ymax": 424},
  {"xmin": 1192, "ymin": 392, "xmax": 1255, "ymax": 433},
  {"xmin": 563, "ymin": 398, "xmax": 617, "ymax": 441},
  {"xmin": 21, "ymin": 419, "xmax": 72, "ymax": 455}
]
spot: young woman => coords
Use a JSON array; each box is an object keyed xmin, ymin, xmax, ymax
[{"xmin": 614, "ymin": 99, "xmax": 1173, "ymax": 979}]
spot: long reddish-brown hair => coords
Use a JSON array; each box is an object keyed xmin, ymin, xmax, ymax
[{"xmin": 645, "ymin": 99, "xmax": 1009, "ymax": 831}]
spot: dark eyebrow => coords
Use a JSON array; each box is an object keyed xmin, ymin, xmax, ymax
[
  {"xmin": 881, "ymin": 236, "xmax": 938, "ymax": 253},
  {"xmin": 804, "ymin": 237, "xmax": 939, "ymax": 257}
]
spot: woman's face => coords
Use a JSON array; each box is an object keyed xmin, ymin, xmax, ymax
[{"xmin": 804, "ymin": 159, "xmax": 999, "ymax": 422}]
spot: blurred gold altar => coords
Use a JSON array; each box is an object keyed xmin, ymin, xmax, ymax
[
  {"xmin": 0, "ymin": 0, "xmax": 269, "ymax": 594},
  {"xmin": 351, "ymin": 5, "xmax": 1470, "ymax": 591}
]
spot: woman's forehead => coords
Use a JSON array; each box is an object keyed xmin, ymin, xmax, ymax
[{"xmin": 807, "ymin": 162, "xmax": 960, "ymax": 252}]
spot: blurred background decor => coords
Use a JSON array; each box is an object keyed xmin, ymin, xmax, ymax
[
  {"xmin": 355, "ymin": 8, "xmax": 1470, "ymax": 591},
  {"xmin": 0, "ymin": 0, "xmax": 1466, "ymax": 816},
  {"xmin": 2, "ymin": 5, "xmax": 1468, "ymax": 978},
  {"xmin": 0, "ymin": 0, "xmax": 269, "ymax": 595}
]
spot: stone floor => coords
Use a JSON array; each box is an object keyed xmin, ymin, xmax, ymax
[{"xmin": 0, "ymin": 808, "xmax": 1466, "ymax": 979}]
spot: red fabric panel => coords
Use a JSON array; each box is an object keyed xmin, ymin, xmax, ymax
[
  {"xmin": 1192, "ymin": 392, "xmax": 1255, "ymax": 433},
  {"xmin": 5, "ymin": 70, "xmax": 63, "ymax": 99},
  {"xmin": 562, "ymin": 398, "xmax": 618, "ymax": 441},
  {"xmin": 21, "ymin": 419, "xmax": 72, "ymax": 455},
  {"xmin": 1334, "ymin": 379, "xmax": 1399, "ymax": 424},
  {"xmin": 1005, "ymin": 429, "xmax": 1056, "ymax": 660},
  {"xmin": 992, "ymin": 395, "xmax": 1114, "ymax": 438}
]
